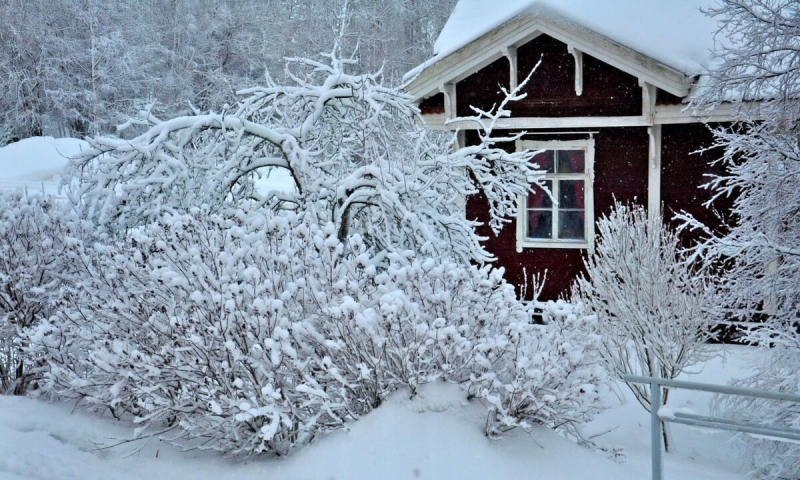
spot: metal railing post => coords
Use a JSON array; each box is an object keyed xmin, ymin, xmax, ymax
[{"xmin": 651, "ymin": 378, "xmax": 663, "ymax": 480}]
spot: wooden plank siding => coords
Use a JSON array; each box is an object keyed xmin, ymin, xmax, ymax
[
  {"xmin": 661, "ymin": 123, "xmax": 734, "ymax": 246},
  {"xmin": 456, "ymin": 57, "xmax": 510, "ymax": 117},
  {"xmin": 431, "ymin": 33, "xmax": 730, "ymax": 301},
  {"xmin": 466, "ymin": 128, "xmax": 649, "ymax": 300},
  {"xmin": 514, "ymin": 35, "xmax": 641, "ymax": 117},
  {"xmin": 454, "ymin": 35, "xmax": 643, "ymax": 119}
]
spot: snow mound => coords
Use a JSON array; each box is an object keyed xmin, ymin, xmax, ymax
[
  {"xmin": 0, "ymin": 383, "xmax": 643, "ymax": 480},
  {"xmin": 0, "ymin": 137, "xmax": 88, "ymax": 195}
]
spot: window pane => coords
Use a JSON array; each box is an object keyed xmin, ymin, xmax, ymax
[
  {"xmin": 531, "ymin": 150, "xmax": 554, "ymax": 173},
  {"xmin": 557, "ymin": 150, "xmax": 585, "ymax": 173},
  {"xmin": 527, "ymin": 210, "xmax": 552, "ymax": 239},
  {"xmin": 526, "ymin": 180, "xmax": 552, "ymax": 209},
  {"xmin": 558, "ymin": 180, "xmax": 585, "ymax": 209},
  {"xmin": 558, "ymin": 210, "xmax": 585, "ymax": 240}
]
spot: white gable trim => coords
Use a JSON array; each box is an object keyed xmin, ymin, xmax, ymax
[{"xmin": 407, "ymin": 10, "xmax": 693, "ymax": 103}]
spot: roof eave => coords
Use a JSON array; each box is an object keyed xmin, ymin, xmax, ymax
[{"xmin": 407, "ymin": 11, "xmax": 695, "ymax": 103}]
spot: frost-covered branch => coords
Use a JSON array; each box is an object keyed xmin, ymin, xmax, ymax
[{"xmin": 66, "ymin": 49, "xmax": 543, "ymax": 263}]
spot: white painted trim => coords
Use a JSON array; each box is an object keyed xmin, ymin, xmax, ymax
[
  {"xmin": 515, "ymin": 138, "xmax": 595, "ymax": 252},
  {"xmin": 445, "ymin": 116, "xmax": 652, "ymax": 130},
  {"xmin": 653, "ymin": 103, "xmax": 739, "ymax": 123},
  {"xmin": 568, "ymin": 45, "xmax": 583, "ymax": 96},
  {"xmin": 647, "ymin": 125, "xmax": 662, "ymax": 223},
  {"xmin": 420, "ymin": 103, "xmax": 738, "ymax": 130},
  {"xmin": 407, "ymin": 10, "xmax": 692, "ymax": 102}
]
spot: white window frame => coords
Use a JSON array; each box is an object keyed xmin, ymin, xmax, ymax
[{"xmin": 515, "ymin": 138, "xmax": 595, "ymax": 252}]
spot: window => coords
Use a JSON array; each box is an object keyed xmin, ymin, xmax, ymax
[{"xmin": 516, "ymin": 139, "xmax": 594, "ymax": 251}]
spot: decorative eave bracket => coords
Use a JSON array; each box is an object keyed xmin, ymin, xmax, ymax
[
  {"xmin": 567, "ymin": 45, "xmax": 583, "ymax": 96},
  {"xmin": 440, "ymin": 83, "xmax": 457, "ymax": 121},
  {"xmin": 503, "ymin": 46, "xmax": 519, "ymax": 91},
  {"xmin": 640, "ymin": 79, "xmax": 657, "ymax": 124}
]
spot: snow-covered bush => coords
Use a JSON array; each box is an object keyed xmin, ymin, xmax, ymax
[
  {"xmin": 40, "ymin": 48, "xmax": 606, "ymax": 457},
  {"xmin": 0, "ymin": 191, "xmax": 87, "ymax": 395},
  {"xmin": 689, "ymin": 2, "xmax": 800, "ymax": 477},
  {"xmin": 469, "ymin": 299, "xmax": 606, "ymax": 438},
  {"xmin": 572, "ymin": 203, "xmax": 721, "ymax": 451},
  {"xmin": 35, "ymin": 206, "xmax": 606, "ymax": 455},
  {"xmin": 37, "ymin": 208, "xmax": 353, "ymax": 456}
]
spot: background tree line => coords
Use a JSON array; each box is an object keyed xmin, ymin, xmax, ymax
[{"xmin": 0, "ymin": 0, "xmax": 456, "ymax": 142}]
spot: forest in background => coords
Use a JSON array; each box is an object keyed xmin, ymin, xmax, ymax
[{"xmin": 0, "ymin": 0, "xmax": 456, "ymax": 141}]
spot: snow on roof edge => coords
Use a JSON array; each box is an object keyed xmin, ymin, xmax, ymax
[{"xmin": 404, "ymin": 0, "xmax": 719, "ymax": 89}]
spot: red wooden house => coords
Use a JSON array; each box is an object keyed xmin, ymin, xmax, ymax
[{"xmin": 405, "ymin": 0, "xmax": 736, "ymax": 300}]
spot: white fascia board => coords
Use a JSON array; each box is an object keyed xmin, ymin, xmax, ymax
[
  {"xmin": 407, "ymin": 11, "xmax": 693, "ymax": 102},
  {"xmin": 429, "ymin": 115, "xmax": 652, "ymax": 130},
  {"xmin": 419, "ymin": 104, "xmax": 739, "ymax": 130},
  {"xmin": 407, "ymin": 15, "xmax": 542, "ymax": 101},
  {"xmin": 653, "ymin": 103, "xmax": 738, "ymax": 124},
  {"xmin": 537, "ymin": 20, "xmax": 691, "ymax": 97}
]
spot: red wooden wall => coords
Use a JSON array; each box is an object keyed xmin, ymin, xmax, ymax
[
  {"xmin": 454, "ymin": 35, "xmax": 642, "ymax": 118},
  {"xmin": 434, "ymin": 34, "xmax": 729, "ymax": 301},
  {"xmin": 661, "ymin": 123, "xmax": 733, "ymax": 243},
  {"xmin": 466, "ymin": 128, "xmax": 649, "ymax": 300}
]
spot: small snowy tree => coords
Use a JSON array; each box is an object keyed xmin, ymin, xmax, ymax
[
  {"xmin": 573, "ymin": 203, "xmax": 721, "ymax": 451},
  {"xmin": 65, "ymin": 47, "xmax": 543, "ymax": 264},
  {"xmin": 688, "ymin": 1, "xmax": 800, "ymax": 477}
]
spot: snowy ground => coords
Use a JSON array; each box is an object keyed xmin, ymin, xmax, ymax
[
  {"xmin": 0, "ymin": 345, "xmax": 759, "ymax": 480},
  {"xmin": 0, "ymin": 137, "xmax": 88, "ymax": 196}
]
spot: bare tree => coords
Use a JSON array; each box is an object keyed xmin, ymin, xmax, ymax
[
  {"xmin": 688, "ymin": 2, "xmax": 800, "ymax": 478},
  {"xmin": 573, "ymin": 203, "xmax": 721, "ymax": 452}
]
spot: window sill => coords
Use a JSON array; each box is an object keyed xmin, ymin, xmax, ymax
[{"xmin": 516, "ymin": 239, "xmax": 590, "ymax": 251}]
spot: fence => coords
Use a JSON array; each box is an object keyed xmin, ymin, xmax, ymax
[{"xmin": 623, "ymin": 374, "xmax": 800, "ymax": 480}]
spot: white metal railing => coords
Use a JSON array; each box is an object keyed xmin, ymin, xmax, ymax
[{"xmin": 623, "ymin": 374, "xmax": 800, "ymax": 480}]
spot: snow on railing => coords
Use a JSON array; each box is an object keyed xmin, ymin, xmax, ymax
[{"xmin": 623, "ymin": 374, "xmax": 800, "ymax": 480}]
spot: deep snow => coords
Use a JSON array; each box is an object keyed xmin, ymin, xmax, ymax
[
  {"xmin": 0, "ymin": 137, "xmax": 88, "ymax": 195},
  {"xmin": 0, "ymin": 346, "xmax": 760, "ymax": 480}
]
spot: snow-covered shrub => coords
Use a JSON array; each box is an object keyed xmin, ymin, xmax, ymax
[
  {"xmin": 37, "ymin": 207, "xmax": 356, "ymax": 456},
  {"xmin": 469, "ymin": 299, "xmax": 606, "ymax": 438},
  {"xmin": 0, "ymin": 191, "xmax": 87, "ymax": 394},
  {"xmin": 573, "ymin": 203, "xmax": 722, "ymax": 451},
  {"xmin": 44, "ymin": 48, "xmax": 605, "ymax": 457},
  {"xmin": 308, "ymin": 255, "xmax": 521, "ymax": 411},
  {"xmin": 36, "ymin": 206, "xmax": 606, "ymax": 455},
  {"xmin": 311, "ymin": 256, "xmax": 607, "ymax": 438}
]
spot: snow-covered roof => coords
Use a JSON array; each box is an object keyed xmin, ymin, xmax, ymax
[{"xmin": 405, "ymin": 0, "xmax": 721, "ymax": 98}]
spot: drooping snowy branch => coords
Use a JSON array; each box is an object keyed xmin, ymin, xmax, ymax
[{"xmin": 66, "ymin": 49, "xmax": 543, "ymax": 263}]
